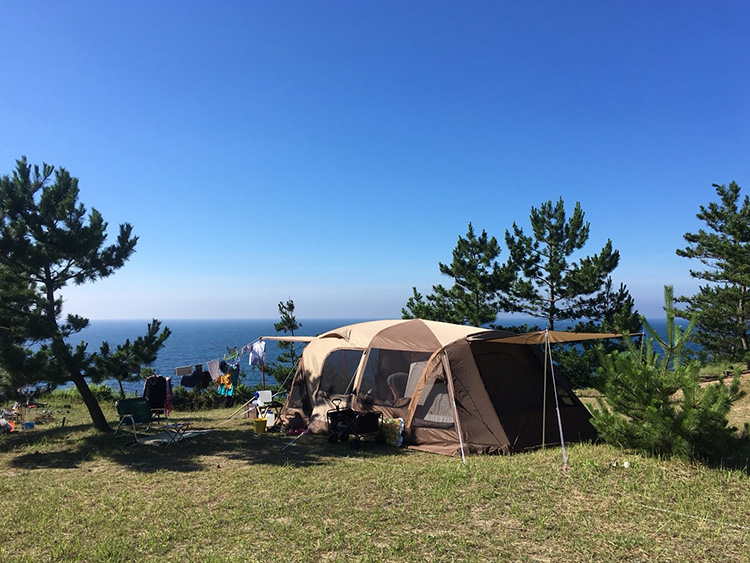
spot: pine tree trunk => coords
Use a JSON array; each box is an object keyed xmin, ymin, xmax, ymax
[
  {"xmin": 740, "ymin": 290, "xmax": 749, "ymax": 358},
  {"xmin": 71, "ymin": 371, "xmax": 111, "ymax": 433}
]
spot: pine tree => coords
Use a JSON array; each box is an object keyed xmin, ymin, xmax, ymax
[
  {"xmin": 89, "ymin": 320, "xmax": 172, "ymax": 399},
  {"xmin": 676, "ymin": 181, "xmax": 750, "ymax": 366},
  {"xmin": 554, "ymin": 278, "xmax": 642, "ymax": 387},
  {"xmin": 402, "ymin": 222, "xmax": 512, "ymax": 326},
  {"xmin": 265, "ymin": 299, "xmax": 303, "ymax": 392},
  {"xmin": 0, "ymin": 157, "xmax": 170, "ymax": 431},
  {"xmin": 502, "ymin": 198, "xmax": 639, "ymax": 387},
  {"xmin": 503, "ymin": 198, "xmax": 628, "ymax": 330},
  {"xmin": 591, "ymin": 286, "xmax": 744, "ymax": 461}
]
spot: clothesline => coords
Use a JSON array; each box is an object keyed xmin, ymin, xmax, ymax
[{"xmin": 173, "ymin": 337, "xmax": 267, "ymax": 380}]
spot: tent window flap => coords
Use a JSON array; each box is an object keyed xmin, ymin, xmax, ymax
[{"xmin": 318, "ymin": 349, "xmax": 364, "ymax": 396}]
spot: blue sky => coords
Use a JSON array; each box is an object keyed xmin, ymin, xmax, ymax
[{"xmin": 1, "ymin": 1, "xmax": 748, "ymax": 320}]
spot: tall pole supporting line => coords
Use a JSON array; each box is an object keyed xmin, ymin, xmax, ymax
[
  {"xmin": 545, "ymin": 332, "xmax": 568, "ymax": 470},
  {"xmin": 542, "ymin": 330, "xmax": 549, "ymax": 449}
]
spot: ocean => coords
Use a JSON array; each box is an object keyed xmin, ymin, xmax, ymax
[{"xmin": 65, "ymin": 317, "xmax": 682, "ymax": 395}]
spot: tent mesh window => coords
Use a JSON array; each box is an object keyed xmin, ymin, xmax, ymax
[
  {"xmin": 412, "ymin": 377, "xmax": 454, "ymax": 428},
  {"xmin": 359, "ymin": 349, "xmax": 431, "ymax": 405},
  {"xmin": 318, "ymin": 349, "xmax": 364, "ymax": 396},
  {"xmin": 474, "ymin": 349, "xmax": 543, "ymax": 415}
]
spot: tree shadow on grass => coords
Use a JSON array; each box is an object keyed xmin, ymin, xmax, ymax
[
  {"xmin": 219, "ymin": 428, "xmax": 413, "ymax": 468},
  {"xmin": 599, "ymin": 436, "xmax": 750, "ymax": 475},
  {"xmin": 105, "ymin": 427, "xmax": 411, "ymax": 474},
  {"xmin": 705, "ymin": 436, "xmax": 750, "ymax": 474},
  {"xmin": 2, "ymin": 422, "xmax": 114, "ymax": 470},
  {"xmin": 2, "ymin": 418, "xmax": 410, "ymax": 473}
]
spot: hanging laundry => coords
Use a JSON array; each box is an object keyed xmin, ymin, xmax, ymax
[
  {"xmin": 206, "ymin": 359, "xmax": 221, "ymax": 380},
  {"xmin": 216, "ymin": 373, "xmax": 233, "ymax": 395},
  {"xmin": 143, "ymin": 375, "xmax": 173, "ymax": 417},
  {"xmin": 165, "ymin": 377, "xmax": 173, "ymax": 416},
  {"xmin": 216, "ymin": 364, "xmax": 239, "ymax": 396},
  {"xmin": 200, "ymin": 370, "xmax": 213, "ymax": 389},
  {"xmin": 249, "ymin": 339, "xmax": 266, "ymax": 367},
  {"xmin": 175, "ymin": 365, "xmax": 192, "ymax": 377},
  {"xmin": 180, "ymin": 365, "xmax": 204, "ymax": 388},
  {"xmin": 217, "ymin": 364, "xmax": 240, "ymax": 408}
]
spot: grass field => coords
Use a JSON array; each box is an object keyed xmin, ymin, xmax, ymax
[{"xmin": 1, "ymin": 393, "xmax": 750, "ymax": 562}]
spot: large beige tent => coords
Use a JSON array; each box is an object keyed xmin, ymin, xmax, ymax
[{"xmin": 280, "ymin": 319, "xmax": 598, "ymax": 456}]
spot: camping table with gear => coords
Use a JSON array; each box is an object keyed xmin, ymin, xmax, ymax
[{"xmin": 326, "ymin": 398, "xmax": 385, "ymax": 448}]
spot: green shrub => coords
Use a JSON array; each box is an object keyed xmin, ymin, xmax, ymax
[
  {"xmin": 591, "ymin": 286, "xmax": 745, "ymax": 462},
  {"xmin": 170, "ymin": 383, "xmax": 281, "ymax": 411},
  {"xmin": 42, "ymin": 383, "xmax": 123, "ymax": 404},
  {"xmin": 171, "ymin": 387, "xmax": 223, "ymax": 411}
]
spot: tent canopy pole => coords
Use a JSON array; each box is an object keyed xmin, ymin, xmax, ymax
[
  {"xmin": 542, "ymin": 335, "xmax": 548, "ymax": 449},
  {"xmin": 442, "ymin": 352, "xmax": 466, "ymax": 464},
  {"xmin": 544, "ymin": 332, "xmax": 568, "ymax": 469}
]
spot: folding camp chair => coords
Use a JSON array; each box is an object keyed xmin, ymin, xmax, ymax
[{"xmin": 114, "ymin": 398, "xmax": 154, "ymax": 441}]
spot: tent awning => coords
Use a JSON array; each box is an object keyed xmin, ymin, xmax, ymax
[
  {"xmin": 260, "ymin": 335, "xmax": 316, "ymax": 343},
  {"xmin": 467, "ymin": 330, "xmax": 640, "ymax": 345}
]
